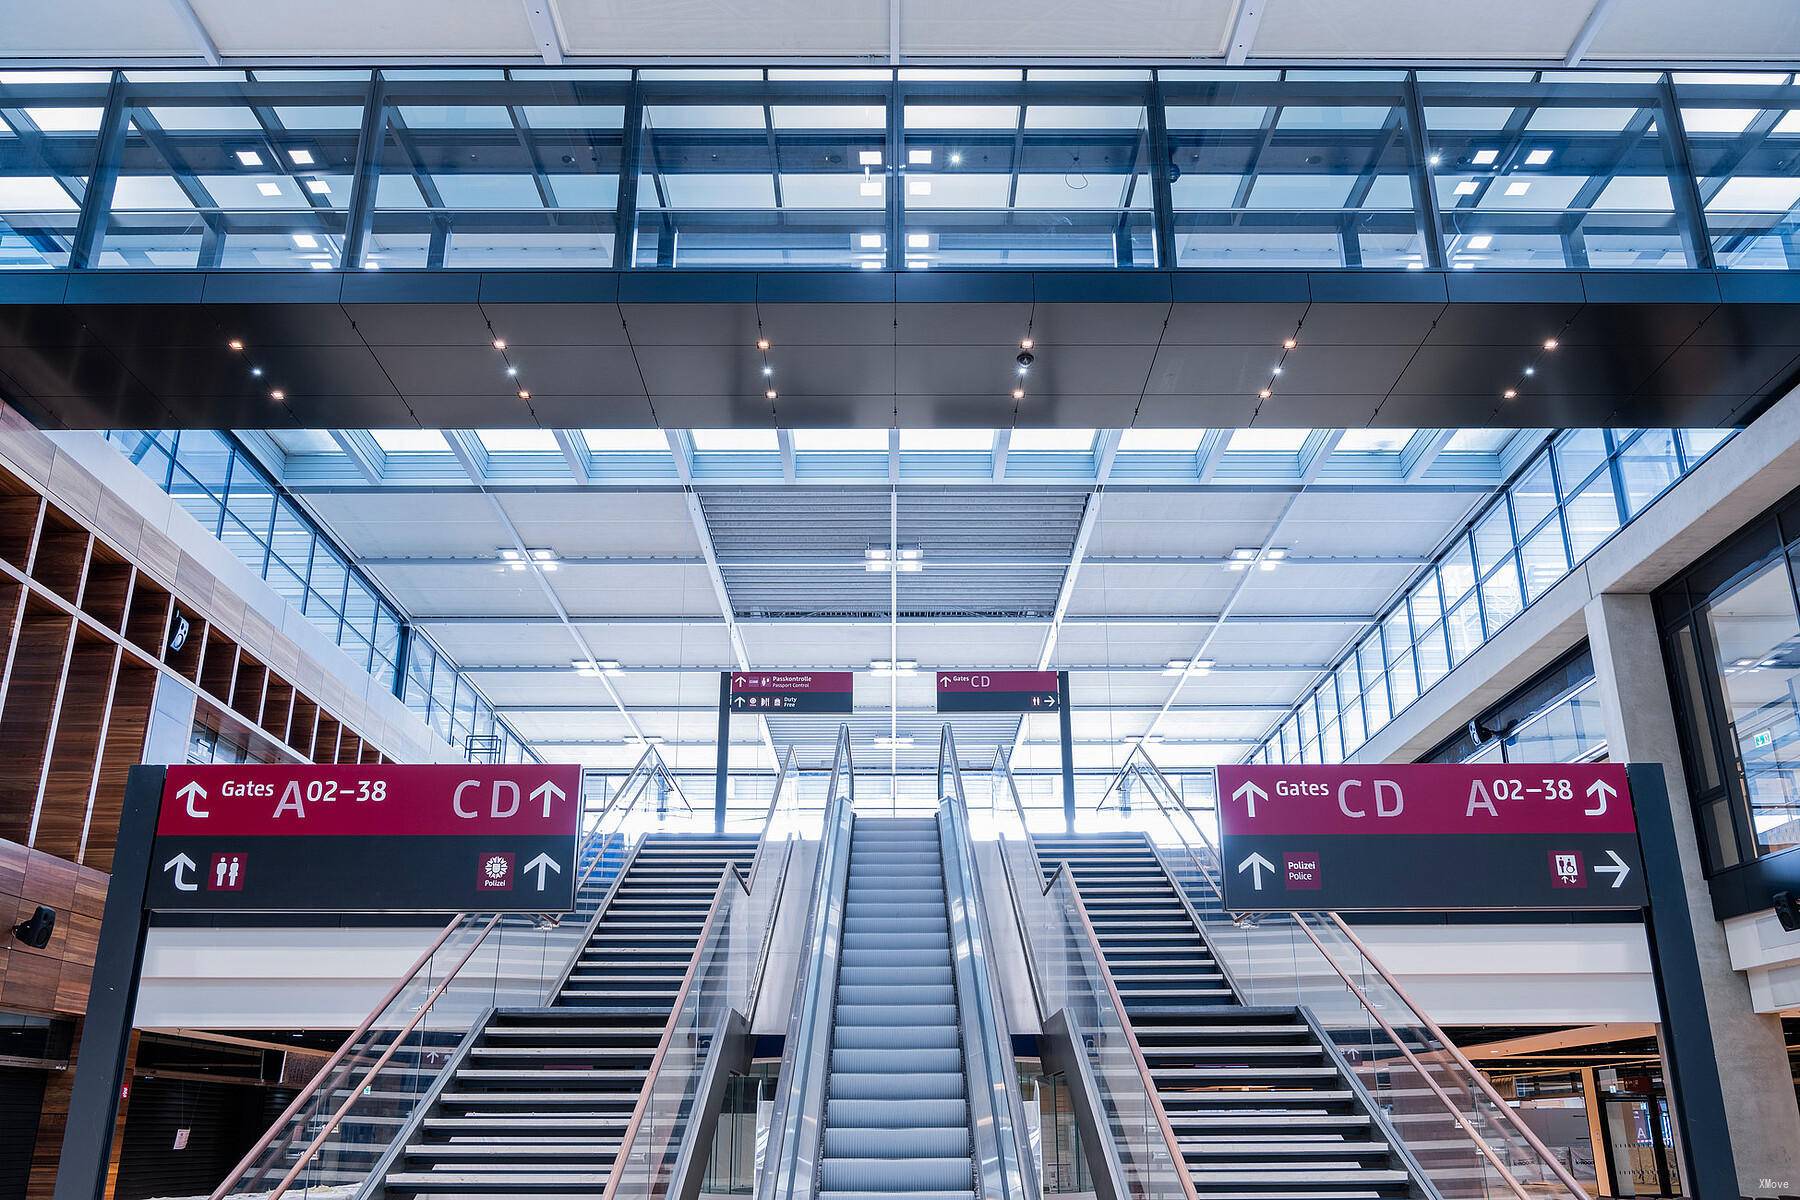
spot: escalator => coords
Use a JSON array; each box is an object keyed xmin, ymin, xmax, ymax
[
  {"xmin": 377, "ymin": 834, "xmax": 757, "ymax": 1199},
  {"xmin": 1033, "ymin": 833, "xmax": 1423, "ymax": 1200},
  {"xmin": 818, "ymin": 818, "xmax": 976, "ymax": 1200}
]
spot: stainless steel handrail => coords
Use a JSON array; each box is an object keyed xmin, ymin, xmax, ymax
[
  {"xmin": 1120, "ymin": 748, "xmax": 1590, "ymax": 1200},
  {"xmin": 988, "ymin": 747, "xmax": 1199, "ymax": 1200},
  {"xmin": 936, "ymin": 726, "xmax": 1038, "ymax": 1200},
  {"xmin": 211, "ymin": 757, "xmax": 683, "ymax": 1200}
]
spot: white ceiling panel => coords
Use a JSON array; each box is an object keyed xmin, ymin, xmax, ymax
[
  {"xmin": 497, "ymin": 491, "xmax": 703, "ymax": 557},
  {"xmin": 1200, "ymin": 619, "xmax": 1357, "ymax": 665},
  {"xmin": 186, "ymin": 0, "xmax": 537, "ymax": 56},
  {"xmin": 572, "ymin": 622, "xmax": 735, "ymax": 666},
  {"xmin": 375, "ymin": 562, "xmax": 555, "ymax": 616},
  {"xmin": 547, "ymin": 562, "xmax": 724, "ymax": 616},
  {"xmin": 558, "ymin": 0, "xmax": 889, "ymax": 56},
  {"xmin": 305, "ymin": 491, "xmax": 510, "ymax": 558},
  {"xmin": 419, "ymin": 623, "xmax": 576, "ymax": 666},
  {"xmin": 1086, "ymin": 491, "xmax": 1291, "ymax": 557},
  {"xmin": 740, "ymin": 621, "xmax": 896, "ymax": 666},
  {"xmin": 0, "ymin": 0, "xmax": 194, "ymax": 55},
  {"xmin": 1066, "ymin": 562, "xmax": 1240, "ymax": 617},
  {"xmin": 1254, "ymin": 0, "xmax": 1596, "ymax": 58},
  {"xmin": 1281, "ymin": 489, "xmax": 1483, "ymax": 557},
  {"xmin": 903, "ymin": 0, "xmax": 1235, "ymax": 56},
  {"xmin": 1587, "ymin": 0, "xmax": 1800, "ymax": 59}
]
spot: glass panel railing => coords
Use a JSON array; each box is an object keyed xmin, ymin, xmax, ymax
[
  {"xmin": 1110, "ymin": 750, "xmax": 1590, "ymax": 1200},
  {"xmin": 987, "ymin": 754, "xmax": 1194, "ymax": 1200},
  {"xmin": 209, "ymin": 748, "xmax": 720, "ymax": 1200},
  {"xmin": 607, "ymin": 749, "xmax": 817, "ymax": 1200}
]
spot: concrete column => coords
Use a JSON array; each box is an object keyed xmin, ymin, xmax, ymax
[{"xmin": 1585, "ymin": 591, "xmax": 1800, "ymax": 1197}]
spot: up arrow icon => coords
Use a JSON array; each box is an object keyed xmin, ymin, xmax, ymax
[
  {"xmin": 1237, "ymin": 852, "xmax": 1275, "ymax": 891},
  {"xmin": 1585, "ymin": 778, "xmax": 1616, "ymax": 817},
  {"xmin": 163, "ymin": 852, "xmax": 198, "ymax": 892},
  {"xmin": 177, "ymin": 780, "xmax": 209, "ymax": 819},
  {"xmin": 524, "ymin": 853, "xmax": 562, "ymax": 891},
  {"xmin": 530, "ymin": 780, "xmax": 566, "ymax": 817},
  {"xmin": 1232, "ymin": 779, "xmax": 1268, "ymax": 818}
]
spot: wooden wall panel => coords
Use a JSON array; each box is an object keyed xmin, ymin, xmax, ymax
[
  {"xmin": 0, "ymin": 840, "xmax": 106, "ymax": 1016},
  {"xmin": 0, "ymin": 599, "xmax": 72, "ymax": 845},
  {"xmin": 84, "ymin": 661, "xmax": 157, "ymax": 873},
  {"xmin": 36, "ymin": 635, "xmax": 117, "ymax": 861}
]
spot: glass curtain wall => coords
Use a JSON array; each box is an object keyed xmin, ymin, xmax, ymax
[
  {"xmin": 1657, "ymin": 487, "xmax": 1800, "ymax": 875},
  {"xmin": 1259, "ymin": 427, "xmax": 1729, "ymax": 766}
]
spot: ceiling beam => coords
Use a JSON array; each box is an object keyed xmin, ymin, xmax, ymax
[
  {"xmin": 1565, "ymin": 0, "xmax": 1623, "ymax": 66},
  {"xmin": 501, "ymin": 701, "xmax": 1293, "ymax": 714},
  {"xmin": 440, "ymin": 430, "xmax": 647, "ymax": 744},
  {"xmin": 457, "ymin": 660, "xmax": 1334, "ymax": 675},
  {"xmin": 413, "ymin": 611, "xmax": 1378, "ymax": 626},
  {"xmin": 358, "ymin": 552, "xmax": 1425, "ymax": 570},
  {"xmin": 1035, "ymin": 429, "xmax": 1119, "ymax": 673},
  {"xmin": 1298, "ymin": 429, "xmax": 1345, "ymax": 485},
  {"xmin": 1403, "ymin": 429, "xmax": 1458, "ymax": 481},
  {"xmin": 1195, "ymin": 429, "xmax": 1230, "ymax": 483},
  {"xmin": 328, "ymin": 430, "xmax": 383, "ymax": 485},
  {"xmin": 552, "ymin": 429, "xmax": 591, "ymax": 483},
  {"xmin": 164, "ymin": 0, "xmax": 222, "ymax": 65},
  {"xmin": 520, "ymin": 0, "xmax": 567, "ymax": 64},
  {"xmin": 1221, "ymin": 0, "xmax": 1268, "ymax": 64},
  {"xmin": 680, "ymin": 473, "xmax": 781, "ymax": 766}
]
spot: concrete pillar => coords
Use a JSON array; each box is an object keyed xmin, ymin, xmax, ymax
[{"xmin": 1585, "ymin": 591, "xmax": 1800, "ymax": 1197}]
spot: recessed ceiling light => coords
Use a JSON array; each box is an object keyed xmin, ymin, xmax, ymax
[
  {"xmin": 1259, "ymin": 559, "xmax": 1279, "ymax": 571},
  {"xmin": 250, "ymin": 367, "xmax": 262, "ymax": 377},
  {"xmin": 1427, "ymin": 153, "xmax": 1441, "ymax": 166},
  {"xmin": 506, "ymin": 366, "xmax": 518, "ymax": 376},
  {"xmin": 873, "ymin": 736, "xmax": 914, "ymax": 749},
  {"xmin": 907, "ymin": 232, "xmax": 930, "ymax": 248},
  {"xmin": 1266, "ymin": 548, "xmax": 1287, "ymax": 560},
  {"xmin": 858, "ymin": 232, "xmax": 882, "ymax": 249},
  {"xmin": 291, "ymin": 232, "xmax": 318, "ymax": 249},
  {"xmin": 1504, "ymin": 181, "xmax": 1530, "ymax": 196},
  {"xmin": 1523, "ymin": 366, "xmax": 1535, "ymax": 376},
  {"xmin": 305, "ymin": 179, "xmax": 331, "ymax": 194},
  {"xmin": 858, "ymin": 150, "xmax": 882, "ymax": 166},
  {"xmin": 1503, "ymin": 389, "xmax": 1518, "ymax": 399},
  {"xmin": 908, "ymin": 179, "xmax": 932, "ymax": 196},
  {"xmin": 949, "ymin": 152, "xmax": 962, "ymax": 165},
  {"xmin": 500, "ymin": 548, "xmax": 523, "ymax": 560},
  {"xmin": 571, "ymin": 658, "xmax": 598, "ymax": 675},
  {"xmin": 1283, "ymin": 338, "xmax": 1297, "ymax": 350},
  {"xmin": 859, "ymin": 259, "xmax": 881, "ymax": 269},
  {"xmin": 492, "ymin": 338, "xmax": 507, "ymax": 350},
  {"xmin": 1472, "ymin": 148, "xmax": 1498, "ymax": 165},
  {"xmin": 762, "ymin": 365, "xmax": 772, "ymax": 376},
  {"xmin": 766, "ymin": 388, "xmax": 778, "ymax": 400},
  {"xmin": 1019, "ymin": 337, "xmax": 1034, "ymax": 350},
  {"xmin": 907, "ymin": 258, "xmax": 930, "ymax": 269},
  {"xmin": 308, "ymin": 260, "xmax": 330, "ymax": 270},
  {"xmin": 860, "ymin": 179, "xmax": 883, "ymax": 196},
  {"xmin": 227, "ymin": 339, "xmax": 244, "ymax": 351},
  {"xmin": 1258, "ymin": 388, "xmax": 1272, "ymax": 399},
  {"xmin": 518, "ymin": 389, "xmax": 531, "ymax": 399},
  {"xmin": 595, "ymin": 659, "xmax": 624, "ymax": 674},
  {"xmin": 288, "ymin": 148, "xmax": 315, "ymax": 165},
  {"xmin": 866, "ymin": 547, "xmax": 891, "ymax": 561},
  {"xmin": 1162, "ymin": 659, "xmax": 1190, "ymax": 676},
  {"xmin": 1454, "ymin": 181, "xmax": 1479, "ymax": 196},
  {"xmin": 756, "ymin": 338, "xmax": 770, "ymax": 351},
  {"xmin": 1467, "ymin": 234, "xmax": 1493, "ymax": 249},
  {"xmin": 1271, "ymin": 366, "xmax": 1283, "ymax": 375},
  {"xmin": 236, "ymin": 150, "xmax": 263, "ymax": 166},
  {"xmin": 1543, "ymin": 338, "xmax": 1559, "ymax": 351},
  {"xmin": 909, "ymin": 148, "xmax": 932, "ymax": 165},
  {"xmin": 531, "ymin": 548, "xmax": 560, "ymax": 563},
  {"xmin": 256, "ymin": 181, "xmax": 282, "ymax": 197},
  {"xmin": 1012, "ymin": 387, "xmax": 1025, "ymax": 400},
  {"xmin": 1525, "ymin": 148, "xmax": 1552, "ymax": 165},
  {"xmin": 269, "ymin": 389, "xmax": 285, "ymax": 401},
  {"xmin": 1231, "ymin": 548, "xmax": 1258, "ymax": 560}
]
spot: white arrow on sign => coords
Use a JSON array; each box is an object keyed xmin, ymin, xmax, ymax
[
  {"xmin": 734, "ymin": 675, "xmax": 748, "ymax": 688},
  {"xmin": 177, "ymin": 780, "xmax": 209, "ymax": 818},
  {"xmin": 1233, "ymin": 780, "xmax": 1268, "ymax": 818},
  {"xmin": 1594, "ymin": 849, "xmax": 1631, "ymax": 889},
  {"xmin": 1585, "ymin": 778, "xmax": 1616, "ymax": 817},
  {"xmin": 163, "ymin": 852, "xmax": 198, "ymax": 892},
  {"xmin": 523, "ymin": 852, "xmax": 563, "ymax": 891},
  {"xmin": 530, "ymin": 780, "xmax": 566, "ymax": 817},
  {"xmin": 1237, "ymin": 852, "xmax": 1275, "ymax": 891}
]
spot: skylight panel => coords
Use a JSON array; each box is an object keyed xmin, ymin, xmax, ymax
[
  {"xmin": 1228, "ymin": 429, "xmax": 1311, "ymax": 452},
  {"xmin": 1337, "ymin": 429, "xmax": 1415, "ymax": 452},
  {"xmin": 1445, "ymin": 429, "xmax": 1514, "ymax": 452},
  {"xmin": 1119, "ymin": 429, "xmax": 1207, "ymax": 452},
  {"xmin": 582, "ymin": 429, "xmax": 670, "ymax": 452},
  {"xmin": 369, "ymin": 429, "xmax": 450, "ymax": 454},
  {"xmin": 476, "ymin": 429, "xmax": 559, "ymax": 453},
  {"xmin": 791, "ymin": 429, "xmax": 890, "ymax": 452},
  {"xmin": 1008, "ymin": 429, "xmax": 1097, "ymax": 452},
  {"xmin": 690, "ymin": 429, "xmax": 779, "ymax": 452},
  {"xmin": 898, "ymin": 429, "xmax": 995, "ymax": 452}
]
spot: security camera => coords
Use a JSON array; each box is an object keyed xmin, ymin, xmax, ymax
[{"xmin": 1015, "ymin": 351, "xmax": 1035, "ymax": 369}]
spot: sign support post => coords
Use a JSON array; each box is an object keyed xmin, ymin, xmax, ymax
[
  {"xmin": 1058, "ymin": 670, "xmax": 1075, "ymax": 832},
  {"xmin": 1627, "ymin": 762, "xmax": 1737, "ymax": 1198},
  {"xmin": 715, "ymin": 673, "xmax": 731, "ymax": 834},
  {"xmin": 53, "ymin": 764, "xmax": 165, "ymax": 1200}
]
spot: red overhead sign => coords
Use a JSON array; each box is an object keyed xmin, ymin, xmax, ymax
[
  {"xmin": 1215, "ymin": 763, "xmax": 1644, "ymax": 912},
  {"xmin": 149, "ymin": 764, "xmax": 582, "ymax": 913},
  {"xmin": 726, "ymin": 671, "xmax": 853, "ymax": 713},
  {"xmin": 936, "ymin": 671, "xmax": 1061, "ymax": 713}
]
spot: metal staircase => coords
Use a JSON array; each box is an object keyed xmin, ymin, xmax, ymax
[
  {"xmin": 378, "ymin": 834, "xmax": 758, "ymax": 1200},
  {"xmin": 1033, "ymin": 833, "xmax": 1423, "ymax": 1200}
]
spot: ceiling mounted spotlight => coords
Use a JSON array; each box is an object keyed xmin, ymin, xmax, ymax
[
  {"xmin": 1283, "ymin": 337, "xmax": 1298, "ymax": 350},
  {"xmin": 1259, "ymin": 388, "xmax": 1272, "ymax": 399},
  {"xmin": 492, "ymin": 338, "xmax": 506, "ymax": 350},
  {"xmin": 227, "ymin": 339, "xmax": 244, "ymax": 351},
  {"xmin": 1543, "ymin": 338, "xmax": 1559, "ymax": 350},
  {"xmin": 756, "ymin": 338, "xmax": 770, "ymax": 351},
  {"xmin": 1016, "ymin": 350, "xmax": 1034, "ymax": 370},
  {"xmin": 1019, "ymin": 337, "xmax": 1034, "ymax": 350},
  {"xmin": 269, "ymin": 389, "xmax": 285, "ymax": 401},
  {"xmin": 1503, "ymin": 389, "xmax": 1517, "ymax": 400},
  {"xmin": 1012, "ymin": 387, "xmax": 1025, "ymax": 400},
  {"xmin": 518, "ymin": 389, "xmax": 531, "ymax": 400},
  {"xmin": 766, "ymin": 388, "xmax": 778, "ymax": 400}
]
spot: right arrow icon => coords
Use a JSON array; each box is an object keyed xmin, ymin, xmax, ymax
[
  {"xmin": 1233, "ymin": 780, "xmax": 1268, "ymax": 818},
  {"xmin": 1237, "ymin": 851, "xmax": 1275, "ymax": 890},
  {"xmin": 1594, "ymin": 849, "xmax": 1631, "ymax": 889}
]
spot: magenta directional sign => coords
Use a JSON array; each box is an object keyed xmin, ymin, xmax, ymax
[
  {"xmin": 936, "ymin": 670, "xmax": 1061, "ymax": 714},
  {"xmin": 726, "ymin": 671, "xmax": 853, "ymax": 714},
  {"xmin": 1214, "ymin": 763, "xmax": 1646, "ymax": 912}
]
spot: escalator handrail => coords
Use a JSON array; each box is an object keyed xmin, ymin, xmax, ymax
[
  {"xmin": 985, "ymin": 757, "xmax": 1196, "ymax": 1200},
  {"xmin": 1124, "ymin": 750, "xmax": 1590, "ymax": 1200},
  {"xmin": 209, "ymin": 761, "xmax": 668, "ymax": 1200},
  {"xmin": 758, "ymin": 779, "xmax": 856, "ymax": 1200},
  {"xmin": 935, "ymin": 726, "xmax": 1039, "ymax": 1200}
]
